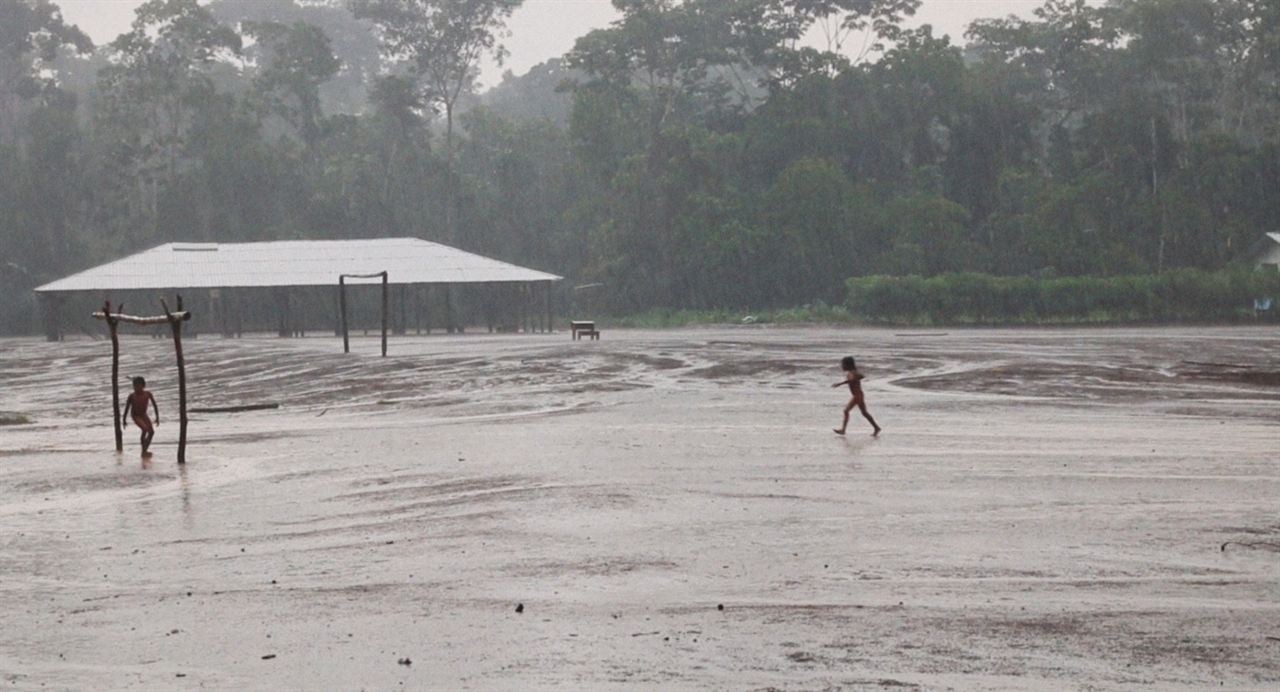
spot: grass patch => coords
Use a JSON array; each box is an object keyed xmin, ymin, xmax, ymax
[
  {"xmin": 605, "ymin": 303, "xmax": 859, "ymax": 328},
  {"xmin": 0, "ymin": 412, "xmax": 33, "ymax": 426}
]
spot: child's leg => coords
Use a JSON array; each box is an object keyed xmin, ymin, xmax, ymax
[
  {"xmin": 136, "ymin": 418, "xmax": 154, "ymax": 454},
  {"xmin": 857, "ymin": 400, "xmax": 881, "ymax": 434},
  {"xmin": 835, "ymin": 400, "xmax": 854, "ymax": 434}
]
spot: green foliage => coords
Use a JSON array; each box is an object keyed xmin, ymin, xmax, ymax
[
  {"xmin": 351, "ymin": 0, "xmax": 523, "ymax": 244},
  {"xmin": 2, "ymin": 0, "xmax": 1280, "ymax": 334},
  {"xmin": 607, "ymin": 302, "xmax": 855, "ymax": 328},
  {"xmin": 846, "ymin": 270, "xmax": 1280, "ymax": 324},
  {"xmin": 0, "ymin": 0, "xmax": 92, "ymax": 125},
  {"xmin": 0, "ymin": 412, "xmax": 33, "ymax": 426},
  {"xmin": 209, "ymin": 0, "xmax": 381, "ymax": 115},
  {"xmin": 243, "ymin": 20, "xmax": 339, "ymax": 143}
]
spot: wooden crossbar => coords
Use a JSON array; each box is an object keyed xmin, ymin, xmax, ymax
[{"xmin": 93, "ymin": 311, "xmax": 191, "ymax": 325}]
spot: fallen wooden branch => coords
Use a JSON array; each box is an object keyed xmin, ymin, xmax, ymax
[
  {"xmin": 93, "ymin": 310, "xmax": 191, "ymax": 325},
  {"xmin": 1183, "ymin": 360, "xmax": 1253, "ymax": 369},
  {"xmin": 1221, "ymin": 541, "xmax": 1280, "ymax": 552},
  {"xmin": 189, "ymin": 403, "xmax": 279, "ymax": 414}
]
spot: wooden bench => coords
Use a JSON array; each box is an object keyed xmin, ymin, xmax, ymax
[{"xmin": 570, "ymin": 320, "xmax": 600, "ymax": 341}]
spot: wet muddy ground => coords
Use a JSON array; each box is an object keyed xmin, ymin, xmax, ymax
[{"xmin": 1, "ymin": 327, "xmax": 1278, "ymax": 690}]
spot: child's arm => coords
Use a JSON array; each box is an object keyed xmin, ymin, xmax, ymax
[
  {"xmin": 150, "ymin": 394, "xmax": 160, "ymax": 425},
  {"xmin": 832, "ymin": 371, "xmax": 855, "ymax": 387},
  {"xmin": 121, "ymin": 396, "xmax": 132, "ymax": 427}
]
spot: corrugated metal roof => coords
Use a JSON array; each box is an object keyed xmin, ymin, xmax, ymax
[{"xmin": 35, "ymin": 238, "xmax": 561, "ymax": 293}]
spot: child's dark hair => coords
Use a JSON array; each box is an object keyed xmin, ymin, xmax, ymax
[
  {"xmin": 132, "ymin": 376, "xmax": 146, "ymax": 388},
  {"xmin": 840, "ymin": 356, "xmax": 856, "ymax": 371}
]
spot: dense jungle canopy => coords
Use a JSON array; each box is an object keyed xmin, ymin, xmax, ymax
[{"xmin": 2, "ymin": 0, "xmax": 1278, "ymax": 327}]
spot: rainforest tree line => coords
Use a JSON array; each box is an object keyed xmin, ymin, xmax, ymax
[{"xmin": 1, "ymin": 0, "xmax": 1277, "ymax": 329}]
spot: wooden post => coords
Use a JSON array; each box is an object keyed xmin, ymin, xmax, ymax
[
  {"xmin": 295, "ymin": 289, "xmax": 304, "ymax": 337},
  {"xmin": 217, "ymin": 289, "xmax": 232, "ymax": 338},
  {"xmin": 276, "ymin": 288, "xmax": 288, "ymax": 338},
  {"xmin": 455, "ymin": 285, "xmax": 465, "ymax": 334},
  {"xmin": 161, "ymin": 296, "xmax": 190, "ymax": 465},
  {"xmin": 444, "ymin": 285, "xmax": 455, "ymax": 334},
  {"xmin": 339, "ymin": 276, "xmax": 349, "ymax": 354},
  {"xmin": 188, "ymin": 292, "xmax": 199, "ymax": 339},
  {"xmin": 544, "ymin": 281, "xmax": 553, "ymax": 334},
  {"xmin": 333, "ymin": 285, "xmax": 342, "ymax": 336},
  {"xmin": 104, "ymin": 300, "xmax": 123, "ymax": 452},
  {"xmin": 521, "ymin": 284, "xmax": 529, "ymax": 334},
  {"xmin": 423, "ymin": 285, "xmax": 431, "ymax": 335},
  {"xmin": 484, "ymin": 283, "xmax": 492, "ymax": 333},
  {"xmin": 41, "ymin": 294, "xmax": 63, "ymax": 341},
  {"xmin": 380, "ymin": 272, "xmax": 389, "ymax": 357},
  {"xmin": 396, "ymin": 284, "xmax": 406, "ymax": 335}
]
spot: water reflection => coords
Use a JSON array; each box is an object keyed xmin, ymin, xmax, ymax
[{"xmin": 179, "ymin": 463, "xmax": 193, "ymax": 530}]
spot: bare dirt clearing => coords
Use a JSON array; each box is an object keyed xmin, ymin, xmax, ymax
[{"xmin": 1, "ymin": 327, "xmax": 1277, "ymax": 690}]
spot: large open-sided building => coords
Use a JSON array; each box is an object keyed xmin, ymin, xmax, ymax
[{"xmin": 34, "ymin": 238, "xmax": 562, "ymax": 340}]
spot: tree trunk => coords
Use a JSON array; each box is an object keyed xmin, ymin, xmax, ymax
[{"xmin": 444, "ymin": 102, "xmax": 456, "ymax": 246}]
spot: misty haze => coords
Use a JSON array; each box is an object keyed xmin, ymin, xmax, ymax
[{"xmin": 1, "ymin": 0, "xmax": 1278, "ymax": 689}]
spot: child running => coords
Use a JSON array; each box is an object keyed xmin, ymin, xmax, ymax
[
  {"xmin": 121, "ymin": 376, "xmax": 160, "ymax": 456},
  {"xmin": 832, "ymin": 356, "xmax": 881, "ymax": 436}
]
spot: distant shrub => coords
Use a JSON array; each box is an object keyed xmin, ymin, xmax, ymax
[
  {"xmin": 0, "ymin": 412, "xmax": 33, "ymax": 426},
  {"xmin": 605, "ymin": 302, "xmax": 856, "ymax": 328},
  {"xmin": 846, "ymin": 269, "xmax": 1280, "ymax": 324}
]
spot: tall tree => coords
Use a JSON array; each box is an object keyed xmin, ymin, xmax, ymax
[
  {"xmin": 95, "ymin": 0, "xmax": 242, "ymax": 243},
  {"xmin": 765, "ymin": 0, "xmax": 921, "ymax": 85},
  {"xmin": 0, "ymin": 0, "xmax": 91, "ymax": 144},
  {"xmin": 210, "ymin": 0, "xmax": 382, "ymax": 115},
  {"xmin": 350, "ymin": 0, "xmax": 522, "ymax": 245},
  {"xmin": 244, "ymin": 20, "xmax": 340, "ymax": 144}
]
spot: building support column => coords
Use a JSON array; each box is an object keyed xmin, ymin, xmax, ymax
[
  {"xmin": 40, "ymin": 294, "xmax": 64, "ymax": 342},
  {"xmin": 544, "ymin": 281, "xmax": 553, "ymax": 334},
  {"xmin": 334, "ymin": 284, "xmax": 342, "ymax": 337},
  {"xmin": 380, "ymin": 272, "xmax": 388, "ymax": 357},
  {"xmin": 423, "ymin": 285, "xmax": 431, "ymax": 335},
  {"xmin": 275, "ymin": 288, "xmax": 290, "ymax": 338},
  {"xmin": 444, "ymin": 285, "xmax": 455, "ymax": 334},
  {"xmin": 396, "ymin": 284, "xmax": 407, "ymax": 336},
  {"xmin": 339, "ymin": 276, "xmax": 349, "ymax": 354}
]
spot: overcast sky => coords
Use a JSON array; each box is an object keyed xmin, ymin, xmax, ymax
[{"xmin": 58, "ymin": 0, "xmax": 1055, "ymax": 88}]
